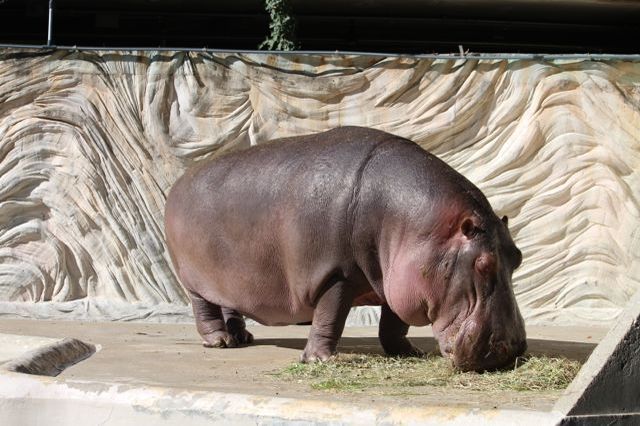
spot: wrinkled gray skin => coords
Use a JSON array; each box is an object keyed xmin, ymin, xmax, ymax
[{"xmin": 165, "ymin": 127, "xmax": 526, "ymax": 372}]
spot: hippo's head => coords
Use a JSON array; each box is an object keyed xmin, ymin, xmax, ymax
[
  {"xmin": 384, "ymin": 213, "xmax": 526, "ymax": 372},
  {"xmin": 430, "ymin": 214, "xmax": 526, "ymax": 371}
]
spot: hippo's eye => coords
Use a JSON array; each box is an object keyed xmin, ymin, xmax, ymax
[{"xmin": 461, "ymin": 218, "xmax": 484, "ymax": 239}]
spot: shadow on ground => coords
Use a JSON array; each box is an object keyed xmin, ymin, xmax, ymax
[{"xmin": 253, "ymin": 337, "xmax": 597, "ymax": 362}]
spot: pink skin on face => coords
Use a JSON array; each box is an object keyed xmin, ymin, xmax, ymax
[
  {"xmin": 380, "ymin": 206, "xmax": 525, "ymax": 371},
  {"xmin": 383, "ymin": 254, "xmax": 431, "ymax": 327},
  {"xmin": 380, "ymin": 201, "xmax": 471, "ymax": 327}
]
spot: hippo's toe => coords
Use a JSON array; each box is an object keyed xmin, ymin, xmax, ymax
[
  {"xmin": 231, "ymin": 329, "xmax": 254, "ymax": 345},
  {"xmin": 300, "ymin": 345, "xmax": 336, "ymax": 363},
  {"xmin": 202, "ymin": 331, "xmax": 239, "ymax": 348}
]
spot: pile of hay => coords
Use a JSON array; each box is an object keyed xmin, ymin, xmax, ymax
[{"xmin": 274, "ymin": 354, "xmax": 581, "ymax": 393}]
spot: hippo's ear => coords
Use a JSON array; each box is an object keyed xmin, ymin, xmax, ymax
[{"xmin": 501, "ymin": 215, "xmax": 509, "ymax": 227}]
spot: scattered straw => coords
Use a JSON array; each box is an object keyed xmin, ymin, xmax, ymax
[{"xmin": 272, "ymin": 354, "xmax": 581, "ymax": 393}]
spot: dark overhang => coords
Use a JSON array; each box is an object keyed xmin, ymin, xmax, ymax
[{"xmin": 0, "ymin": 0, "xmax": 638, "ymax": 54}]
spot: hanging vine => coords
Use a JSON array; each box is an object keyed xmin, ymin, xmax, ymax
[{"xmin": 259, "ymin": 0, "xmax": 299, "ymax": 51}]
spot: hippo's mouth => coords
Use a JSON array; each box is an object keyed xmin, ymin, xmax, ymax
[
  {"xmin": 446, "ymin": 318, "xmax": 526, "ymax": 372},
  {"xmin": 433, "ymin": 315, "xmax": 466, "ymax": 362},
  {"xmin": 452, "ymin": 320, "xmax": 473, "ymax": 357},
  {"xmin": 436, "ymin": 312, "xmax": 484, "ymax": 368},
  {"xmin": 435, "ymin": 323, "xmax": 480, "ymax": 371}
]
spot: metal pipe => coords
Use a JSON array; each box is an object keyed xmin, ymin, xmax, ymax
[
  {"xmin": 47, "ymin": 0, "xmax": 54, "ymax": 46},
  {"xmin": 1, "ymin": 42, "xmax": 640, "ymax": 61}
]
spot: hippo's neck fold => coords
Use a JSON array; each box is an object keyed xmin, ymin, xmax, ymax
[{"xmin": 345, "ymin": 138, "xmax": 400, "ymax": 302}]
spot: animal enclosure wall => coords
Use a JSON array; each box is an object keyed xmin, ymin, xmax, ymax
[{"xmin": 0, "ymin": 49, "xmax": 638, "ymax": 326}]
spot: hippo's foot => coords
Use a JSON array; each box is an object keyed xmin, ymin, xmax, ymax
[
  {"xmin": 300, "ymin": 344, "xmax": 336, "ymax": 363},
  {"xmin": 224, "ymin": 311, "xmax": 254, "ymax": 345},
  {"xmin": 381, "ymin": 337, "xmax": 425, "ymax": 358},
  {"xmin": 201, "ymin": 329, "xmax": 253, "ymax": 348},
  {"xmin": 202, "ymin": 331, "xmax": 239, "ymax": 348},
  {"xmin": 230, "ymin": 328, "xmax": 254, "ymax": 345}
]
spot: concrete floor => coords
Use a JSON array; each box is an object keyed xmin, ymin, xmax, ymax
[{"xmin": 0, "ymin": 319, "xmax": 607, "ymax": 413}]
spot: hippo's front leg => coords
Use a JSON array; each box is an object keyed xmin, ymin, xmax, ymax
[
  {"xmin": 301, "ymin": 280, "xmax": 355, "ymax": 362},
  {"xmin": 379, "ymin": 304, "xmax": 424, "ymax": 357}
]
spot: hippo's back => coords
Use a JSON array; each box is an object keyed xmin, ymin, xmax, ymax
[{"xmin": 166, "ymin": 127, "xmax": 398, "ymax": 242}]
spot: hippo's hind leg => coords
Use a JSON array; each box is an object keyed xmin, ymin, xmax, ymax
[
  {"xmin": 189, "ymin": 290, "xmax": 239, "ymax": 348},
  {"xmin": 379, "ymin": 304, "xmax": 424, "ymax": 357},
  {"xmin": 222, "ymin": 307, "xmax": 254, "ymax": 345},
  {"xmin": 301, "ymin": 280, "xmax": 355, "ymax": 363}
]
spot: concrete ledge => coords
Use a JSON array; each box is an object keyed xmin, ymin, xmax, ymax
[
  {"xmin": 0, "ymin": 370, "xmax": 562, "ymax": 425},
  {"xmin": 554, "ymin": 290, "xmax": 640, "ymax": 422},
  {"xmin": 0, "ymin": 333, "xmax": 60, "ymax": 364},
  {"xmin": 1, "ymin": 335, "xmax": 97, "ymax": 377}
]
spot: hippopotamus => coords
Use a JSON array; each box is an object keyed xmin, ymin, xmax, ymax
[{"xmin": 165, "ymin": 126, "xmax": 526, "ymax": 372}]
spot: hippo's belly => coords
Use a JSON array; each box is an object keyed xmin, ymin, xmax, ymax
[{"xmin": 172, "ymin": 233, "xmax": 321, "ymax": 326}]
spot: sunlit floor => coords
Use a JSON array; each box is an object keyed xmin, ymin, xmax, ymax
[{"xmin": 0, "ymin": 319, "xmax": 607, "ymax": 413}]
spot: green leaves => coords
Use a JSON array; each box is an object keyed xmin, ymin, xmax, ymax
[{"xmin": 259, "ymin": 0, "xmax": 299, "ymax": 51}]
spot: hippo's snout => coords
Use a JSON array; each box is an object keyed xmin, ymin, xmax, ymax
[
  {"xmin": 479, "ymin": 337, "xmax": 527, "ymax": 371},
  {"xmin": 443, "ymin": 339, "xmax": 526, "ymax": 372},
  {"xmin": 454, "ymin": 336, "xmax": 527, "ymax": 372},
  {"xmin": 442, "ymin": 319, "xmax": 527, "ymax": 372}
]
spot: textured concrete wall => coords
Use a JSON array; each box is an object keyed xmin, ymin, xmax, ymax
[{"xmin": 0, "ymin": 49, "xmax": 639, "ymax": 325}]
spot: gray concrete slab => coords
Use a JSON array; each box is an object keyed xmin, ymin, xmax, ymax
[
  {"xmin": 0, "ymin": 333, "xmax": 59, "ymax": 364},
  {"xmin": 0, "ymin": 319, "xmax": 607, "ymax": 424},
  {"xmin": 0, "ymin": 369, "xmax": 565, "ymax": 426},
  {"xmin": 2, "ymin": 337, "xmax": 96, "ymax": 377}
]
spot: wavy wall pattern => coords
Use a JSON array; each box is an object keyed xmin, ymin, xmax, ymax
[{"xmin": 0, "ymin": 49, "xmax": 638, "ymax": 325}]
